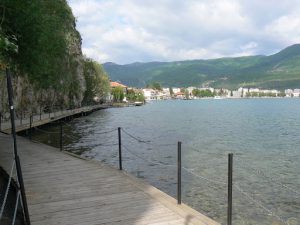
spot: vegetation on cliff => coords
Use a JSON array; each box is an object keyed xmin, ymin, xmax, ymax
[
  {"xmin": 83, "ymin": 58, "xmax": 110, "ymax": 105},
  {"xmin": 0, "ymin": 1, "xmax": 110, "ymax": 116}
]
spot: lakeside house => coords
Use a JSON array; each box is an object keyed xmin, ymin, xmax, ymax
[
  {"xmin": 294, "ymin": 89, "xmax": 300, "ymax": 97},
  {"xmin": 110, "ymin": 81, "xmax": 128, "ymax": 91},
  {"xmin": 109, "ymin": 81, "xmax": 128, "ymax": 102},
  {"xmin": 172, "ymin": 88, "xmax": 181, "ymax": 94},
  {"xmin": 143, "ymin": 88, "xmax": 157, "ymax": 101},
  {"xmin": 175, "ymin": 92, "xmax": 185, "ymax": 99},
  {"xmin": 143, "ymin": 88, "xmax": 171, "ymax": 101}
]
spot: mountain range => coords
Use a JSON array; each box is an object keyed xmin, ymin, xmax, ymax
[{"xmin": 103, "ymin": 44, "xmax": 300, "ymax": 89}]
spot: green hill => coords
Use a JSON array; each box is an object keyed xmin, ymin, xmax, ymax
[{"xmin": 103, "ymin": 44, "xmax": 300, "ymax": 89}]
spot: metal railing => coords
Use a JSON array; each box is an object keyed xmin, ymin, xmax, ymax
[
  {"xmin": 0, "ymin": 104, "xmax": 106, "ymax": 133},
  {"xmin": 0, "ymin": 69, "xmax": 31, "ymax": 225},
  {"xmin": 24, "ymin": 119, "xmax": 298, "ymax": 224}
]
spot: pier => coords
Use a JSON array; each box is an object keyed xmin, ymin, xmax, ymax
[{"xmin": 0, "ymin": 132, "xmax": 220, "ymax": 225}]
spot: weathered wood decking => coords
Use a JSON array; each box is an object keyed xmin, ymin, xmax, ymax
[
  {"xmin": 0, "ymin": 133, "xmax": 220, "ymax": 225},
  {"xmin": 0, "ymin": 105, "xmax": 107, "ymax": 134}
]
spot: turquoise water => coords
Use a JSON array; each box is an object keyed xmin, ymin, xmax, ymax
[{"xmin": 41, "ymin": 99, "xmax": 300, "ymax": 225}]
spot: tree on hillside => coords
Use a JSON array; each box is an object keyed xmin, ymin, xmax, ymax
[
  {"xmin": 146, "ymin": 82, "xmax": 162, "ymax": 91},
  {"xmin": 169, "ymin": 87, "xmax": 174, "ymax": 96},
  {"xmin": 83, "ymin": 58, "xmax": 110, "ymax": 105},
  {"xmin": 192, "ymin": 89, "xmax": 215, "ymax": 97},
  {"xmin": 184, "ymin": 89, "xmax": 189, "ymax": 99}
]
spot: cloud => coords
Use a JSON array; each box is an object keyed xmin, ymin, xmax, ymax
[
  {"xmin": 265, "ymin": 14, "xmax": 300, "ymax": 44},
  {"xmin": 68, "ymin": 0, "xmax": 300, "ymax": 64}
]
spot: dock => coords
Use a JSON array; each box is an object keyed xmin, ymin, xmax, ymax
[
  {"xmin": 0, "ymin": 133, "xmax": 220, "ymax": 225},
  {"xmin": 0, "ymin": 105, "xmax": 107, "ymax": 134}
]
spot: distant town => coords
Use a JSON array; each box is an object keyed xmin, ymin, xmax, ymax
[
  {"xmin": 109, "ymin": 81, "xmax": 300, "ymax": 102},
  {"xmin": 141, "ymin": 87, "xmax": 300, "ymax": 100}
]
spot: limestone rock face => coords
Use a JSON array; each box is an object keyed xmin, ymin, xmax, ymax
[
  {"xmin": 67, "ymin": 29, "xmax": 86, "ymax": 107},
  {"xmin": 0, "ymin": 0, "xmax": 87, "ymax": 117}
]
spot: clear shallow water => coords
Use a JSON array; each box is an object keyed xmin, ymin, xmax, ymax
[{"xmin": 34, "ymin": 99, "xmax": 300, "ymax": 225}]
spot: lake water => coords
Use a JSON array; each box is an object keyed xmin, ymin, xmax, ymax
[{"xmin": 34, "ymin": 99, "xmax": 300, "ymax": 225}]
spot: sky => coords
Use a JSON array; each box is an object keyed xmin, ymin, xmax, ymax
[{"xmin": 68, "ymin": 0, "xmax": 300, "ymax": 64}]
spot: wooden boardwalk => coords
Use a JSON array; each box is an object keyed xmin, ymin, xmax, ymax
[
  {"xmin": 0, "ymin": 105, "xmax": 107, "ymax": 134},
  {"xmin": 0, "ymin": 133, "xmax": 220, "ymax": 225}
]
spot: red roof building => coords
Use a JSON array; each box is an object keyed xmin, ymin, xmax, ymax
[{"xmin": 110, "ymin": 81, "xmax": 127, "ymax": 88}]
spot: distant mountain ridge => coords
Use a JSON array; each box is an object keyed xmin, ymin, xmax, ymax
[{"xmin": 103, "ymin": 44, "xmax": 300, "ymax": 89}]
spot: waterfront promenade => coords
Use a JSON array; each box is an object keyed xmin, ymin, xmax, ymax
[
  {"xmin": 0, "ymin": 105, "xmax": 107, "ymax": 134},
  {"xmin": 0, "ymin": 133, "xmax": 220, "ymax": 225}
]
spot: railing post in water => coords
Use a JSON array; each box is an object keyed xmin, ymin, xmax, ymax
[
  {"xmin": 227, "ymin": 153, "xmax": 233, "ymax": 225},
  {"xmin": 177, "ymin": 141, "xmax": 182, "ymax": 204},
  {"xmin": 39, "ymin": 106, "xmax": 42, "ymax": 120},
  {"xmin": 60, "ymin": 122, "xmax": 63, "ymax": 151},
  {"xmin": 118, "ymin": 127, "xmax": 122, "ymax": 170},
  {"xmin": 29, "ymin": 114, "xmax": 33, "ymax": 140}
]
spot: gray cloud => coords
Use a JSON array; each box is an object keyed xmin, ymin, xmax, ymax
[{"xmin": 69, "ymin": 0, "xmax": 300, "ymax": 64}]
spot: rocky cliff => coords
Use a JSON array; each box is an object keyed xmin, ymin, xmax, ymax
[{"xmin": 0, "ymin": 0, "xmax": 86, "ymax": 118}]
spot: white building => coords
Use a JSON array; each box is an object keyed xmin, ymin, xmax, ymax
[
  {"xmin": 249, "ymin": 88, "xmax": 260, "ymax": 93},
  {"xmin": 172, "ymin": 88, "xmax": 181, "ymax": 94},
  {"xmin": 143, "ymin": 89, "xmax": 156, "ymax": 101},
  {"xmin": 293, "ymin": 89, "xmax": 300, "ymax": 97},
  {"xmin": 285, "ymin": 89, "xmax": 293, "ymax": 97}
]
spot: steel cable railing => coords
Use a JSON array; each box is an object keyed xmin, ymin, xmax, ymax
[
  {"xmin": 25, "ymin": 121, "xmax": 297, "ymax": 225},
  {"xmin": 119, "ymin": 128, "xmax": 295, "ymax": 225},
  {"xmin": 0, "ymin": 160, "xmax": 16, "ymax": 221},
  {"xmin": 1, "ymin": 70, "xmax": 30, "ymax": 225},
  {"xmin": 235, "ymin": 158, "xmax": 300, "ymax": 196},
  {"xmin": 11, "ymin": 191, "xmax": 21, "ymax": 225},
  {"xmin": 121, "ymin": 133, "xmax": 229, "ymax": 222},
  {"xmin": 121, "ymin": 128, "xmax": 177, "ymax": 147},
  {"xmin": 233, "ymin": 184, "xmax": 290, "ymax": 225},
  {"xmin": 0, "ymin": 104, "xmax": 105, "ymax": 132},
  {"xmin": 31, "ymin": 125, "xmax": 119, "ymax": 151},
  {"xmin": 122, "ymin": 144, "xmax": 176, "ymax": 168},
  {"xmin": 186, "ymin": 143, "xmax": 296, "ymax": 224}
]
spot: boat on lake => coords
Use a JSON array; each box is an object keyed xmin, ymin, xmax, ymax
[
  {"xmin": 134, "ymin": 101, "xmax": 143, "ymax": 106},
  {"xmin": 214, "ymin": 96, "xmax": 223, "ymax": 99}
]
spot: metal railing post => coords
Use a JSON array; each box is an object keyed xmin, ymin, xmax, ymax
[
  {"xmin": 6, "ymin": 68, "xmax": 31, "ymax": 225},
  {"xmin": 39, "ymin": 106, "xmax": 42, "ymax": 120},
  {"xmin": 20, "ymin": 111, "xmax": 22, "ymax": 125},
  {"xmin": 177, "ymin": 141, "xmax": 182, "ymax": 204},
  {"xmin": 118, "ymin": 127, "xmax": 122, "ymax": 170},
  {"xmin": 227, "ymin": 153, "xmax": 233, "ymax": 225},
  {"xmin": 29, "ymin": 115, "xmax": 33, "ymax": 140},
  {"xmin": 15, "ymin": 155, "xmax": 31, "ymax": 225},
  {"xmin": 0, "ymin": 112, "xmax": 2, "ymax": 131},
  {"xmin": 60, "ymin": 123, "xmax": 63, "ymax": 151}
]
